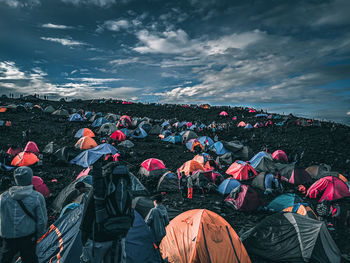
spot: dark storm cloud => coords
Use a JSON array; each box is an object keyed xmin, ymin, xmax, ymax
[{"xmin": 0, "ymin": 0, "xmax": 349, "ymax": 124}]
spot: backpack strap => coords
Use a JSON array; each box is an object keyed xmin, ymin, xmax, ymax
[{"xmin": 16, "ymin": 199, "xmax": 37, "ymax": 223}]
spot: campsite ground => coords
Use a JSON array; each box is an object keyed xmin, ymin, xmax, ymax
[{"xmin": 0, "ymin": 97, "xmax": 349, "ymax": 262}]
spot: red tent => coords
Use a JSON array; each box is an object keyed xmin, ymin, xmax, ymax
[
  {"xmin": 306, "ymin": 176, "xmax": 350, "ymax": 202},
  {"xmin": 32, "ymin": 176, "xmax": 50, "ymax": 197},
  {"xmin": 226, "ymin": 161, "xmax": 257, "ymax": 181},
  {"xmin": 24, "ymin": 141, "xmax": 39, "ymax": 156},
  {"xmin": 141, "ymin": 158, "xmax": 166, "ymax": 171},
  {"xmin": 272, "ymin": 150, "xmax": 288, "ymax": 162},
  {"xmin": 6, "ymin": 146, "xmax": 22, "ymax": 157},
  {"xmin": 224, "ymin": 185, "xmax": 262, "ymax": 211},
  {"xmin": 110, "ymin": 130, "xmax": 126, "ymax": 142},
  {"xmin": 219, "ymin": 111, "xmax": 228, "ymax": 116},
  {"xmin": 11, "ymin": 152, "xmax": 39, "ymax": 166}
]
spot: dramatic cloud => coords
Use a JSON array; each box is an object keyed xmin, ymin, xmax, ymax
[
  {"xmin": 41, "ymin": 37, "xmax": 86, "ymax": 46},
  {"xmin": 42, "ymin": 23, "xmax": 73, "ymax": 29},
  {"xmin": 97, "ymin": 19, "xmax": 130, "ymax": 33}
]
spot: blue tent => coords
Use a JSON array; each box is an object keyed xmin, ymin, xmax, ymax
[
  {"xmin": 256, "ymin": 113, "xmax": 268, "ymax": 117},
  {"xmin": 91, "ymin": 117, "xmax": 109, "ymax": 127},
  {"xmin": 74, "ymin": 128, "xmax": 89, "ymax": 138},
  {"xmin": 161, "ymin": 129, "xmax": 172, "ymax": 138},
  {"xmin": 185, "ymin": 139, "xmax": 202, "ymax": 152},
  {"xmin": 244, "ymin": 124, "xmax": 253, "ymax": 129},
  {"xmin": 162, "ymin": 135, "xmax": 182, "ymax": 144},
  {"xmin": 249, "ymin": 151, "xmax": 270, "ymax": 169},
  {"xmin": 69, "ymin": 113, "xmax": 83, "ymax": 122},
  {"xmin": 25, "ymin": 206, "xmax": 161, "ymax": 263},
  {"xmin": 217, "ymin": 178, "xmax": 241, "ymax": 195},
  {"xmin": 209, "ymin": 141, "xmax": 228, "ymax": 155},
  {"xmin": 161, "ymin": 121, "xmax": 169, "ymax": 127},
  {"xmin": 131, "ymin": 127, "xmax": 147, "ymax": 139},
  {"xmin": 84, "ymin": 111, "xmax": 92, "ymax": 119},
  {"xmin": 70, "ymin": 143, "xmax": 118, "ymax": 167},
  {"xmin": 0, "ymin": 120, "xmax": 4, "ymax": 127},
  {"xmin": 267, "ymin": 193, "xmax": 304, "ymax": 212},
  {"xmin": 121, "ymin": 128, "xmax": 131, "ymax": 137},
  {"xmin": 276, "ymin": 121, "xmax": 285, "ymax": 126},
  {"xmin": 198, "ymin": 136, "xmax": 214, "ymax": 147}
]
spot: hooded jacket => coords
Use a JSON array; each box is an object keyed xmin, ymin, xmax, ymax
[
  {"xmin": 145, "ymin": 204, "xmax": 169, "ymax": 243},
  {"xmin": 0, "ymin": 185, "xmax": 47, "ymax": 239}
]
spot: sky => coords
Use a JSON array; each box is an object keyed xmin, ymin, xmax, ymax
[{"xmin": 0, "ymin": 0, "xmax": 349, "ymax": 125}]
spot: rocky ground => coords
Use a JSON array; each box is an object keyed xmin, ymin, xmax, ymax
[{"xmin": 0, "ymin": 96, "xmax": 349, "ymax": 262}]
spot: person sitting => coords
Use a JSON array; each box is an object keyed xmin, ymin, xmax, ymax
[
  {"xmin": 264, "ymin": 172, "xmax": 283, "ymax": 195},
  {"xmin": 145, "ymin": 194, "xmax": 169, "ymax": 247}
]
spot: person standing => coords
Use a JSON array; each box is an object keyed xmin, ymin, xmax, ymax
[
  {"xmin": 187, "ymin": 173, "xmax": 193, "ymax": 199},
  {"xmin": 0, "ymin": 166, "xmax": 47, "ymax": 263},
  {"xmin": 145, "ymin": 194, "xmax": 169, "ymax": 247}
]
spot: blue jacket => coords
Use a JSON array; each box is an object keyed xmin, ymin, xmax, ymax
[{"xmin": 0, "ymin": 185, "xmax": 47, "ymax": 239}]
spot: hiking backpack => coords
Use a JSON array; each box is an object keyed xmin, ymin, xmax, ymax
[{"xmin": 93, "ymin": 162, "xmax": 134, "ymax": 238}]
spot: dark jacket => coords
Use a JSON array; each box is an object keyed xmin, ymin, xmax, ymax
[{"xmin": 145, "ymin": 204, "xmax": 169, "ymax": 243}]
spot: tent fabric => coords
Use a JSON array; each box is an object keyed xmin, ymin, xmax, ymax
[
  {"xmin": 70, "ymin": 143, "xmax": 118, "ymax": 168},
  {"xmin": 222, "ymin": 141, "xmax": 252, "ymax": 161},
  {"xmin": 11, "ymin": 152, "xmax": 39, "ymax": 166},
  {"xmin": 6, "ymin": 147, "xmax": 22, "ymax": 157},
  {"xmin": 237, "ymin": 121, "xmax": 246, "ymax": 127},
  {"xmin": 52, "ymin": 109, "xmax": 69, "ymax": 116},
  {"xmin": 157, "ymin": 172, "xmax": 179, "ymax": 192},
  {"xmin": 131, "ymin": 127, "xmax": 148, "ymax": 138},
  {"xmin": 24, "ymin": 141, "xmax": 39, "ymax": 155},
  {"xmin": 186, "ymin": 139, "xmax": 204, "ymax": 152},
  {"xmin": 249, "ymin": 151, "xmax": 275, "ymax": 172},
  {"xmin": 75, "ymin": 136, "xmax": 98, "ymax": 150},
  {"xmin": 91, "ymin": 117, "xmax": 109, "ymax": 127},
  {"xmin": 69, "ymin": 113, "xmax": 83, "ymax": 122},
  {"xmin": 149, "ymin": 125, "xmax": 162, "ymax": 135},
  {"xmin": 209, "ymin": 142, "xmax": 228, "ymax": 155},
  {"xmin": 132, "ymin": 196, "xmax": 154, "ymax": 218},
  {"xmin": 43, "ymin": 105, "xmax": 55, "ymax": 113},
  {"xmin": 129, "ymin": 173, "xmax": 149, "ymax": 196},
  {"xmin": 182, "ymin": 130, "xmax": 198, "ymax": 142},
  {"xmin": 306, "ymin": 176, "xmax": 350, "ymax": 202},
  {"xmin": 118, "ymin": 140, "xmax": 135, "ymax": 148},
  {"xmin": 240, "ymin": 212, "xmax": 341, "ymax": 263},
  {"xmin": 305, "ymin": 164, "xmax": 331, "ymax": 178},
  {"xmin": 110, "ymin": 130, "xmax": 126, "ymax": 142},
  {"xmin": 162, "ymin": 135, "xmax": 182, "ymax": 144},
  {"xmin": 98, "ymin": 123, "xmax": 117, "ymax": 135},
  {"xmin": 224, "ymin": 185, "xmax": 262, "ymax": 211},
  {"xmin": 217, "ymin": 178, "xmax": 241, "ymax": 195},
  {"xmin": 54, "ymin": 146, "xmax": 80, "ymax": 163},
  {"xmin": 216, "ymin": 152, "xmax": 235, "ymax": 167},
  {"xmin": 267, "ymin": 193, "xmax": 304, "ymax": 212},
  {"xmin": 74, "ymin": 128, "xmax": 95, "ymax": 138},
  {"xmin": 219, "ymin": 111, "xmax": 228, "ymax": 116},
  {"xmin": 244, "ymin": 124, "xmax": 253, "ymax": 129},
  {"xmin": 272, "ymin": 150, "xmax": 288, "ymax": 162},
  {"xmin": 159, "ymin": 209, "xmax": 251, "ymax": 263},
  {"xmin": 118, "ymin": 115, "xmax": 132, "ymax": 128},
  {"xmin": 139, "ymin": 158, "xmax": 168, "ymax": 177},
  {"xmin": 276, "ymin": 164, "xmax": 312, "ymax": 185},
  {"xmin": 282, "ymin": 204, "xmax": 318, "ymax": 220},
  {"xmin": 198, "ymin": 136, "xmax": 214, "ymax": 147},
  {"xmin": 178, "ymin": 160, "xmax": 205, "ymax": 176},
  {"xmin": 32, "ymin": 176, "xmax": 50, "ymax": 197},
  {"xmin": 251, "ymin": 172, "xmax": 266, "ymax": 190},
  {"xmin": 226, "ymin": 161, "xmax": 257, "ymax": 181}
]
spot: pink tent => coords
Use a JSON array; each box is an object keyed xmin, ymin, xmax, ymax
[
  {"xmin": 76, "ymin": 167, "xmax": 91, "ymax": 180},
  {"xmin": 219, "ymin": 111, "xmax": 228, "ymax": 116},
  {"xmin": 306, "ymin": 176, "xmax": 350, "ymax": 202},
  {"xmin": 232, "ymin": 116, "xmax": 237, "ymax": 120},
  {"xmin": 187, "ymin": 122, "xmax": 193, "ymax": 127},
  {"xmin": 6, "ymin": 147, "xmax": 22, "ymax": 157},
  {"xmin": 24, "ymin": 141, "xmax": 39, "ymax": 155},
  {"xmin": 141, "ymin": 158, "xmax": 166, "ymax": 171},
  {"xmin": 32, "ymin": 176, "xmax": 50, "ymax": 197},
  {"xmin": 272, "ymin": 150, "xmax": 288, "ymax": 162}
]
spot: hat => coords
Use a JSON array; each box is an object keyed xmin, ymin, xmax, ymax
[{"xmin": 13, "ymin": 166, "xmax": 33, "ymax": 186}]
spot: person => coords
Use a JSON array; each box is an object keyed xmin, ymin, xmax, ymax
[
  {"xmin": 80, "ymin": 162, "xmax": 133, "ymax": 263},
  {"xmin": 316, "ymin": 200, "xmax": 331, "ymax": 223},
  {"xmin": 187, "ymin": 173, "xmax": 193, "ymax": 199},
  {"xmin": 264, "ymin": 172, "xmax": 283, "ymax": 195},
  {"xmin": 179, "ymin": 172, "xmax": 187, "ymax": 198},
  {"xmin": 0, "ymin": 166, "xmax": 47, "ymax": 263},
  {"xmin": 145, "ymin": 194, "xmax": 169, "ymax": 247}
]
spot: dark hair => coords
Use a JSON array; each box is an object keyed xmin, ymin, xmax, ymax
[{"xmin": 75, "ymin": 181, "xmax": 86, "ymax": 190}]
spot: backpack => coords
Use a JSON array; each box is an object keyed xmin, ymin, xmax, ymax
[{"xmin": 93, "ymin": 162, "xmax": 134, "ymax": 238}]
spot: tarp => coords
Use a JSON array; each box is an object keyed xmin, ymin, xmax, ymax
[
  {"xmin": 160, "ymin": 209, "xmax": 251, "ymax": 263},
  {"xmin": 241, "ymin": 212, "xmax": 341, "ymax": 263}
]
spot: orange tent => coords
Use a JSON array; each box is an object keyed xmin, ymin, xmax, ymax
[
  {"xmin": 283, "ymin": 204, "xmax": 318, "ymax": 220},
  {"xmin": 0, "ymin": 107, "xmax": 7, "ymax": 113},
  {"xmin": 226, "ymin": 161, "xmax": 257, "ymax": 181},
  {"xmin": 75, "ymin": 136, "xmax": 98, "ymax": 150},
  {"xmin": 178, "ymin": 160, "xmax": 205, "ymax": 176},
  {"xmin": 237, "ymin": 121, "xmax": 246, "ymax": 127},
  {"xmin": 192, "ymin": 154, "xmax": 220, "ymax": 171},
  {"xmin": 11, "ymin": 152, "xmax": 39, "ymax": 166},
  {"xmin": 160, "ymin": 209, "xmax": 251, "ymax": 263}
]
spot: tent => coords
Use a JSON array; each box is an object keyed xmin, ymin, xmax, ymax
[
  {"xmin": 70, "ymin": 143, "xmax": 118, "ymax": 168},
  {"xmin": 54, "ymin": 146, "xmax": 80, "ymax": 163},
  {"xmin": 139, "ymin": 158, "xmax": 168, "ymax": 177},
  {"xmin": 22, "ymin": 206, "xmax": 161, "ymax": 263},
  {"xmin": 182, "ymin": 130, "xmax": 198, "ymax": 142},
  {"xmin": 91, "ymin": 117, "xmax": 109, "ymax": 127},
  {"xmin": 240, "ymin": 212, "xmax": 341, "ymax": 263},
  {"xmin": 132, "ymin": 196, "xmax": 155, "ymax": 218},
  {"xmin": 157, "ymin": 172, "xmax": 179, "ymax": 192},
  {"xmin": 129, "ymin": 173, "xmax": 149, "ymax": 196},
  {"xmin": 74, "ymin": 128, "xmax": 95, "ymax": 138},
  {"xmin": 121, "ymin": 128, "xmax": 131, "ymax": 137},
  {"xmin": 118, "ymin": 115, "xmax": 132, "ymax": 128},
  {"xmin": 276, "ymin": 164, "xmax": 312, "ymax": 185},
  {"xmin": 224, "ymin": 185, "xmax": 262, "ymax": 211},
  {"xmin": 139, "ymin": 122, "xmax": 152, "ymax": 133},
  {"xmin": 272, "ymin": 150, "xmax": 288, "ymax": 163},
  {"xmin": 104, "ymin": 113, "xmax": 118, "ymax": 122},
  {"xmin": 131, "ymin": 127, "xmax": 148, "ymax": 139},
  {"xmin": 110, "ymin": 130, "xmax": 126, "ymax": 142},
  {"xmin": 178, "ymin": 160, "xmax": 205, "ymax": 176},
  {"xmin": 282, "ymin": 203, "xmax": 318, "ymax": 219},
  {"xmin": 222, "ymin": 141, "xmax": 252, "ymax": 161},
  {"xmin": 306, "ymin": 176, "xmax": 350, "ymax": 202},
  {"xmin": 304, "ymin": 164, "xmax": 344, "ymax": 181},
  {"xmin": 198, "ymin": 136, "xmax": 214, "ymax": 147},
  {"xmin": 75, "ymin": 136, "xmax": 98, "ymax": 150},
  {"xmin": 237, "ymin": 121, "xmax": 246, "ymax": 127},
  {"xmin": 244, "ymin": 124, "xmax": 253, "ymax": 129},
  {"xmin": 6, "ymin": 146, "xmax": 22, "ymax": 157},
  {"xmin": 11, "ymin": 152, "xmax": 39, "ymax": 166},
  {"xmin": 98, "ymin": 122, "xmax": 117, "ymax": 135},
  {"xmin": 217, "ymin": 178, "xmax": 241, "ymax": 195},
  {"xmin": 52, "ymin": 109, "xmax": 69, "ymax": 116},
  {"xmin": 161, "ymin": 129, "xmax": 172, "ymax": 138},
  {"xmin": 24, "ymin": 141, "xmax": 39, "ymax": 155},
  {"xmin": 249, "ymin": 151, "xmax": 275, "ymax": 172},
  {"xmin": 251, "ymin": 172, "xmax": 267, "ymax": 190},
  {"xmin": 216, "ymin": 152, "xmax": 235, "ymax": 167},
  {"xmin": 118, "ymin": 140, "xmax": 134, "ymax": 148},
  {"xmin": 209, "ymin": 141, "xmax": 228, "ymax": 155},
  {"xmin": 255, "ymin": 113, "xmax": 268, "ymax": 117},
  {"xmin": 68, "ymin": 113, "xmax": 83, "ymax": 122},
  {"xmin": 160, "ymin": 209, "xmax": 251, "ymax": 263},
  {"xmin": 44, "ymin": 105, "xmax": 55, "ymax": 113},
  {"xmin": 186, "ymin": 139, "xmax": 204, "ymax": 152},
  {"xmin": 226, "ymin": 161, "xmax": 257, "ymax": 181},
  {"xmin": 32, "ymin": 176, "xmax": 50, "ymax": 197},
  {"xmin": 149, "ymin": 125, "xmax": 162, "ymax": 135},
  {"xmin": 219, "ymin": 111, "xmax": 228, "ymax": 116},
  {"xmin": 267, "ymin": 193, "xmax": 304, "ymax": 212},
  {"xmin": 162, "ymin": 135, "xmax": 182, "ymax": 144}
]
